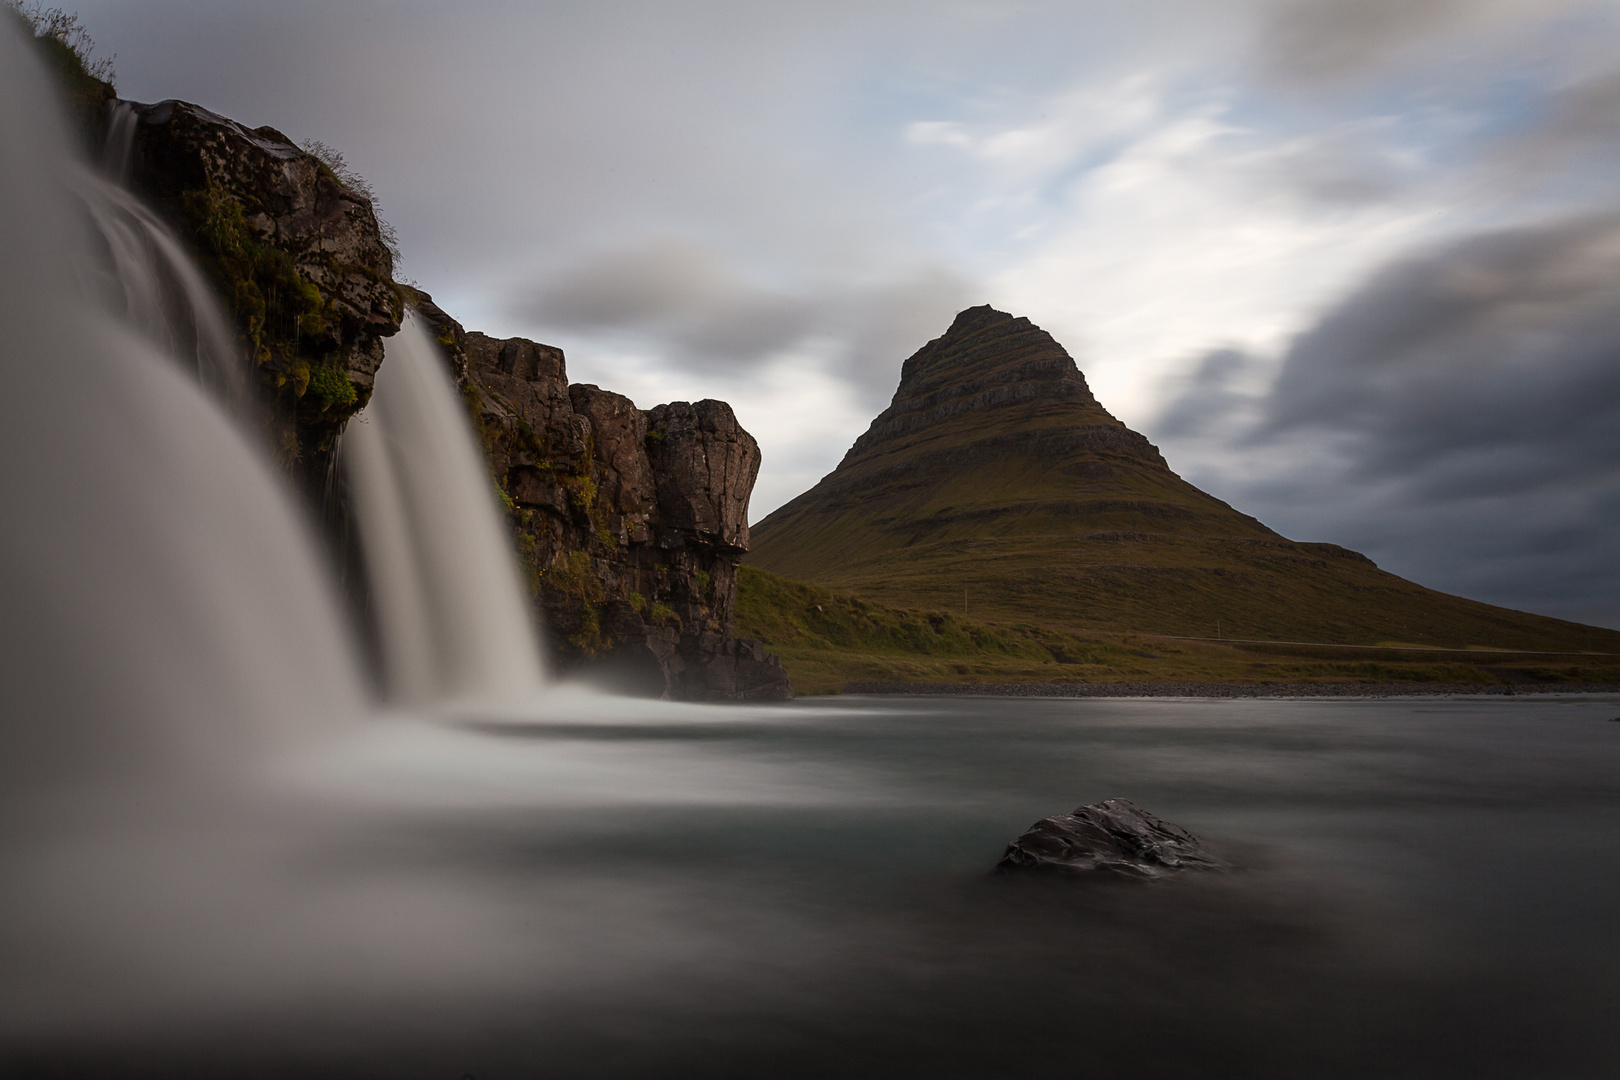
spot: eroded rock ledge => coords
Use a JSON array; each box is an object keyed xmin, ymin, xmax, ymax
[{"xmin": 127, "ymin": 99, "xmax": 402, "ymax": 484}]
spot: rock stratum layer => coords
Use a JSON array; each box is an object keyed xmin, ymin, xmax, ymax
[
  {"xmin": 123, "ymin": 98, "xmax": 787, "ymax": 699},
  {"xmin": 748, "ymin": 306, "xmax": 1620, "ymax": 653}
]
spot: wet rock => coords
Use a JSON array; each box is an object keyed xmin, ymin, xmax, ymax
[
  {"xmin": 668, "ymin": 633, "xmax": 793, "ymax": 702},
  {"xmin": 996, "ymin": 799, "xmax": 1226, "ymax": 879}
]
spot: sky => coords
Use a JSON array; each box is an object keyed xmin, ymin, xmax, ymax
[{"xmin": 75, "ymin": 0, "xmax": 1620, "ymax": 630}]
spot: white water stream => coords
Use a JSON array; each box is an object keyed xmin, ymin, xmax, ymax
[{"xmin": 342, "ymin": 314, "xmax": 547, "ymax": 706}]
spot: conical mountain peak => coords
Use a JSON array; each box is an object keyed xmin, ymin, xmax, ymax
[
  {"xmin": 747, "ymin": 308, "xmax": 1620, "ymax": 654},
  {"xmin": 841, "ymin": 305, "xmax": 1136, "ymax": 472}
]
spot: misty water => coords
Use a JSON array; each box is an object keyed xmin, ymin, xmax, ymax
[{"xmin": 7, "ymin": 693, "xmax": 1619, "ymax": 1077}]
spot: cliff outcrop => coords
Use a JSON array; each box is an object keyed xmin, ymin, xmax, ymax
[
  {"xmin": 414, "ymin": 296, "xmax": 790, "ymax": 699},
  {"xmin": 120, "ymin": 99, "xmax": 787, "ymax": 699},
  {"xmin": 125, "ymin": 99, "xmax": 403, "ymax": 485}
]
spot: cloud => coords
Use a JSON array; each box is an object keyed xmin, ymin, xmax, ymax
[
  {"xmin": 1261, "ymin": 210, "xmax": 1620, "ymax": 496},
  {"xmin": 1151, "ymin": 210, "xmax": 1620, "ymax": 627},
  {"xmin": 1255, "ymin": 0, "xmax": 1591, "ymax": 85},
  {"xmin": 526, "ymin": 240, "xmax": 815, "ymax": 368},
  {"xmin": 1259, "ymin": 0, "xmax": 1477, "ymax": 83},
  {"xmin": 1153, "ymin": 347, "xmax": 1262, "ymax": 439},
  {"xmin": 520, "ymin": 240, "xmax": 976, "ymax": 401},
  {"xmin": 1494, "ymin": 68, "xmax": 1620, "ymax": 191}
]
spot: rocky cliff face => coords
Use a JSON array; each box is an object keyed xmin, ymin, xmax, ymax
[
  {"xmin": 126, "ymin": 99, "xmax": 403, "ymax": 486},
  {"xmin": 414, "ymin": 296, "xmax": 791, "ymax": 700},
  {"xmin": 122, "ymin": 99, "xmax": 787, "ymax": 699}
]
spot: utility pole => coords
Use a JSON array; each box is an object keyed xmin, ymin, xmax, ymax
[
  {"xmin": 964, "ymin": 585, "xmax": 968, "ymax": 617},
  {"xmin": 1217, "ymin": 618, "xmax": 1221, "ymax": 640}
]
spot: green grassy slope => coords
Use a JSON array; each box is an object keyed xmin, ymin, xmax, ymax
[
  {"xmin": 747, "ymin": 306, "xmax": 1620, "ymax": 660},
  {"xmin": 736, "ymin": 567, "xmax": 1620, "ymax": 695}
]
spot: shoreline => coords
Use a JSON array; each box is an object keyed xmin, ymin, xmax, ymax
[{"xmin": 840, "ymin": 680, "xmax": 1620, "ymax": 699}]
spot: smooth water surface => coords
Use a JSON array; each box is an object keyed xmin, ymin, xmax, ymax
[{"xmin": 11, "ymin": 692, "xmax": 1619, "ymax": 1078}]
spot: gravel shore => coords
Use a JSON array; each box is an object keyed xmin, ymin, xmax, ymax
[{"xmin": 841, "ymin": 680, "xmax": 1620, "ymax": 699}]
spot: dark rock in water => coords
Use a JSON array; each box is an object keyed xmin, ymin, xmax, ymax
[{"xmin": 996, "ymin": 799, "xmax": 1226, "ymax": 879}]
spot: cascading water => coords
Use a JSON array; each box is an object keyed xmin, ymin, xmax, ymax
[
  {"xmin": 0, "ymin": 28, "xmax": 369, "ymax": 798},
  {"xmin": 342, "ymin": 314, "xmax": 547, "ymax": 706},
  {"xmin": 0, "ymin": 16, "xmax": 558, "ymax": 1041},
  {"xmin": 8, "ymin": 47, "xmax": 546, "ymax": 716},
  {"xmin": 101, "ymin": 99, "xmax": 139, "ymax": 180},
  {"xmin": 0, "ymin": 13, "xmax": 545, "ymax": 811},
  {"xmin": 67, "ymin": 103, "xmax": 248, "ymax": 410}
]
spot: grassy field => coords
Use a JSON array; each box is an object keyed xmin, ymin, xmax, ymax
[{"xmin": 735, "ymin": 567, "xmax": 1620, "ymax": 695}]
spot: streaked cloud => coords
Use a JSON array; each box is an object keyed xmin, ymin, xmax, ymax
[{"xmin": 1152, "ymin": 210, "xmax": 1620, "ymax": 626}]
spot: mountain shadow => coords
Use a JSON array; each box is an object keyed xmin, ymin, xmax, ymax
[{"xmin": 747, "ymin": 306, "xmax": 1620, "ymax": 654}]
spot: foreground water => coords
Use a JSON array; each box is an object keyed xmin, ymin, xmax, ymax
[{"xmin": 8, "ymin": 692, "xmax": 1618, "ymax": 1078}]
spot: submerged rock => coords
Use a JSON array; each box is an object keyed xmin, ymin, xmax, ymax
[{"xmin": 996, "ymin": 799, "xmax": 1226, "ymax": 879}]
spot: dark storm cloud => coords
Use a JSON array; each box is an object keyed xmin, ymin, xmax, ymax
[
  {"xmin": 523, "ymin": 241, "xmax": 976, "ymax": 400},
  {"xmin": 1258, "ymin": 0, "xmax": 1480, "ymax": 83},
  {"xmin": 1262, "ymin": 211, "xmax": 1620, "ymax": 498},
  {"xmin": 1154, "ymin": 348, "xmax": 1255, "ymax": 439},
  {"xmin": 1154, "ymin": 210, "xmax": 1620, "ymax": 627}
]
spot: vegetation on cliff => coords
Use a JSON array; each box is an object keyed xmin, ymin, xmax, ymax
[{"xmin": 5, "ymin": 1, "xmax": 115, "ymax": 144}]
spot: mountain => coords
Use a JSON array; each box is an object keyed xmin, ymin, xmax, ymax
[{"xmin": 747, "ymin": 306, "xmax": 1620, "ymax": 654}]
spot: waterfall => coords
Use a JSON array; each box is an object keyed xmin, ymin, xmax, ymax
[
  {"xmin": 0, "ymin": 30, "xmax": 368, "ymax": 798},
  {"xmin": 0, "ymin": 20, "xmax": 547, "ymax": 806},
  {"xmin": 62, "ymin": 101, "xmax": 248, "ymax": 410},
  {"xmin": 342, "ymin": 314, "xmax": 548, "ymax": 707},
  {"xmin": 101, "ymin": 98, "xmax": 138, "ymax": 181}
]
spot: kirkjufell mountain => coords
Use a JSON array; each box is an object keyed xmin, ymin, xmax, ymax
[{"xmin": 748, "ymin": 306, "xmax": 1620, "ymax": 652}]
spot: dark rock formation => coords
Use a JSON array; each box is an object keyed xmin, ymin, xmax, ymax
[
  {"xmin": 125, "ymin": 99, "xmax": 402, "ymax": 483},
  {"xmin": 116, "ymin": 97, "xmax": 787, "ymax": 701},
  {"xmin": 414, "ymin": 295, "xmax": 791, "ymax": 701},
  {"xmin": 996, "ymin": 799, "xmax": 1227, "ymax": 879}
]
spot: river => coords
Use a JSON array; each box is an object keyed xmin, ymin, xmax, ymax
[{"xmin": 11, "ymin": 691, "xmax": 1618, "ymax": 1077}]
